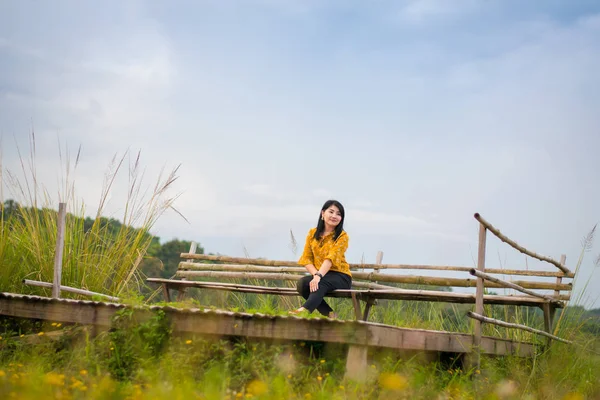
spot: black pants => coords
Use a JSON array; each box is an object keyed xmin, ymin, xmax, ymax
[{"xmin": 296, "ymin": 271, "xmax": 352, "ymax": 315}]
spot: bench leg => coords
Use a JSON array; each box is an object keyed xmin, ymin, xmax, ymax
[
  {"xmin": 351, "ymin": 293, "xmax": 362, "ymax": 320},
  {"xmin": 345, "ymin": 344, "xmax": 368, "ymax": 382},
  {"xmin": 362, "ymin": 298, "xmax": 376, "ymax": 321},
  {"xmin": 542, "ymin": 303, "xmax": 556, "ymax": 348},
  {"xmin": 176, "ymin": 287, "xmax": 188, "ymax": 302},
  {"xmin": 161, "ymin": 283, "xmax": 171, "ymax": 302}
]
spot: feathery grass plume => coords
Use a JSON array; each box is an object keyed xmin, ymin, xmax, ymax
[
  {"xmin": 288, "ymin": 229, "xmax": 297, "ymax": 256},
  {"xmin": 0, "ymin": 133, "xmax": 182, "ymax": 300}
]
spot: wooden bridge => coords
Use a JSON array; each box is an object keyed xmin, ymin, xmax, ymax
[{"xmin": 0, "ymin": 291, "xmax": 535, "ymax": 380}]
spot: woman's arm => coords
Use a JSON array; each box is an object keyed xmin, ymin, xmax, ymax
[{"xmin": 298, "ymin": 228, "xmax": 318, "ymax": 275}]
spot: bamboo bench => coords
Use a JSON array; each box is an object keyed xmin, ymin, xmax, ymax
[{"xmin": 148, "ymin": 213, "xmax": 574, "ymax": 340}]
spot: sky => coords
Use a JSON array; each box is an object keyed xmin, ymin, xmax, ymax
[{"xmin": 1, "ymin": 0, "xmax": 599, "ymax": 308}]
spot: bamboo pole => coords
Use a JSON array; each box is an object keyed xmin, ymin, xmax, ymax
[
  {"xmin": 175, "ymin": 268, "xmax": 570, "ymax": 291},
  {"xmin": 181, "ymin": 254, "xmax": 572, "ymax": 278},
  {"xmin": 474, "ymin": 213, "xmax": 571, "ymax": 274},
  {"xmin": 52, "ymin": 203, "xmax": 67, "ymax": 298},
  {"xmin": 175, "ymin": 271, "xmax": 395, "ymax": 290},
  {"xmin": 467, "ymin": 312, "xmax": 572, "ymax": 344},
  {"xmin": 469, "ymin": 269, "xmax": 561, "ymax": 304},
  {"xmin": 147, "ymin": 278, "xmax": 568, "ymax": 305},
  {"xmin": 24, "ymin": 279, "xmax": 119, "ymax": 302}
]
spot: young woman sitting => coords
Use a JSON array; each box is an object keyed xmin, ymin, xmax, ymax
[{"xmin": 290, "ymin": 200, "xmax": 351, "ymax": 318}]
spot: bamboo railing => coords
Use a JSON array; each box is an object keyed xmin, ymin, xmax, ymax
[{"xmin": 469, "ymin": 212, "xmax": 573, "ymax": 369}]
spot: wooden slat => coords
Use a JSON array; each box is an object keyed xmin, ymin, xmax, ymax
[
  {"xmin": 467, "ymin": 312, "xmax": 572, "ymax": 344},
  {"xmin": 474, "ymin": 213, "xmax": 571, "ymax": 274},
  {"xmin": 175, "ymin": 270, "xmax": 571, "ymax": 291},
  {"xmin": 180, "ymin": 254, "xmax": 574, "ymax": 278},
  {"xmin": 23, "ymin": 279, "xmax": 119, "ymax": 302},
  {"xmin": 0, "ymin": 293, "xmax": 535, "ymax": 357},
  {"xmin": 468, "ymin": 270, "xmax": 561, "ymax": 304}
]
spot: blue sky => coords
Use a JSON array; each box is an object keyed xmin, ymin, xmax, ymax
[{"xmin": 1, "ymin": 1, "xmax": 600, "ymax": 307}]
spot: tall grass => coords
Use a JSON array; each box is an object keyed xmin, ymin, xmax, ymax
[{"xmin": 0, "ymin": 134, "xmax": 181, "ymax": 298}]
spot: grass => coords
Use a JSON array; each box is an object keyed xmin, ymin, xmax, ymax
[{"xmin": 1, "ymin": 137, "xmax": 599, "ymax": 399}]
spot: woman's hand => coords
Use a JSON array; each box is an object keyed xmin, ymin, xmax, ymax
[{"xmin": 310, "ymin": 274, "xmax": 321, "ymax": 292}]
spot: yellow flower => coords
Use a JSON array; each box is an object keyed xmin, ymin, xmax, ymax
[
  {"xmin": 325, "ymin": 373, "xmax": 329, "ymax": 377},
  {"xmin": 19, "ymin": 334, "xmax": 24, "ymax": 338},
  {"xmin": 475, "ymin": 370, "xmax": 480, "ymax": 375},
  {"xmin": 317, "ymin": 376, "xmax": 322, "ymax": 382},
  {"xmin": 56, "ymin": 323, "xmax": 62, "ymax": 327},
  {"xmin": 247, "ymin": 380, "xmax": 268, "ymax": 396},
  {"xmin": 80, "ymin": 385, "xmax": 88, "ymax": 391},
  {"xmin": 236, "ymin": 393, "xmax": 243, "ymax": 398},
  {"xmin": 0, "ymin": 336, "xmax": 3, "ymax": 340},
  {"xmin": 44, "ymin": 372, "xmax": 66, "ymax": 386},
  {"xmin": 338, "ymin": 386, "xmax": 344, "ymax": 390},
  {"xmin": 320, "ymin": 359, "xmax": 325, "ymax": 364},
  {"xmin": 0, "ymin": 370, "xmax": 5, "ymax": 377},
  {"xmin": 562, "ymin": 393, "xmax": 584, "ymax": 400},
  {"xmin": 79, "ymin": 370, "xmax": 88, "ymax": 376},
  {"xmin": 51, "ymin": 323, "xmax": 57, "ymax": 327},
  {"xmin": 38, "ymin": 332, "xmax": 45, "ymax": 336},
  {"xmin": 185, "ymin": 340, "xmax": 193, "ymax": 345},
  {"xmin": 287, "ymin": 375, "xmax": 292, "ymax": 379},
  {"xmin": 378, "ymin": 372, "xmax": 408, "ymax": 391}
]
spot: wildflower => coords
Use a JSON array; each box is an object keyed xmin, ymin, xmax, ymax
[
  {"xmin": 320, "ymin": 359, "xmax": 325, "ymax": 364},
  {"xmin": 304, "ymin": 394, "xmax": 312, "ymax": 399},
  {"xmin": 236, "ymin": 393, "xmax": 243, "ymax": 398},
  {"xmin": 44, "ymin": 372, "xmax": 66, "ymax": 386},
  {"xmin": 325, "ymin": 373, "xmax": 329, "ymax": 377},
  {"xmin": 562, "ymin": 394, "xmax": 584, "ymax": 400},
  {"xmin": 339, "ymin": 386, "xmax": 344, "ymax": 390},
  {"xmin": 370, "ymin": 364, "xmax": 376, "ymax": 369},
  {"xmin": 38, "ymin": 332, "xmax": 45, "ymax": 336},
  {"xmin": 0, "ymin": 336, "xmax": 2, "ymax": 340},
  {"xmin": 247, "ymin": 380, "xmax": 268, "ymax": 396},
  {"xmin": 287, "ymin": 375, "xmax": 292, "ymax": 379},
  {"xmin": 20, "ymin": 334, "xmax": 24, "ymax": 338},
  {"xmin": 80, "ymin": 370, "xmax": 88, "ymax": 376},
  {"xmin": 56, "ymin": 323, "xmax": 62, "ymax": 327},
  {"xmin": 317, "ymin": 376, "xmax": 322, "ymax": 382},
  {"xmin": 110, "ymin": 347, "xmax": 114, "ymax": 351},
  {"xmin": 475, "ymin": 370, "xmax": 480, "ymax": 375},
  {"xmin": 186, "ymin": 340, "xmax": 193, "ymax": 345},
  {"xmin": 51, "ymin": 323, "xmax": 57, "ymax": 326},
  {"xmin": 80, "ymin": 385, "xmax": 88, "ymax": 391},
  {"xmin": 0, "ymin": 370, "xmax": 5, "ymax": 377},
  {"xmin": 378, "ymin": 372, "xmax": 408, "ymax": 391}
]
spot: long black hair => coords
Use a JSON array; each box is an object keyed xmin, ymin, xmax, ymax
[{"xmin": 313, "ymin": 199, "xmax": 345, "ymax": 241}]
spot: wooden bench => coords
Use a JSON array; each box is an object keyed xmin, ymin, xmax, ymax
[{"xmin": 148, "ymin": 213, "xmax": 574, "ymax": 339}]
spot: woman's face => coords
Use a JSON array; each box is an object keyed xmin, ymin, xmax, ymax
[{"xmin": 322, "ymin": 205, "xmax": 342, "ymax": 227}]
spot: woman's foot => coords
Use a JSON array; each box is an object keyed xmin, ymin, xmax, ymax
[{"xmin": 289, "ymin": 307, "xmax": 307, "ymax": 315}]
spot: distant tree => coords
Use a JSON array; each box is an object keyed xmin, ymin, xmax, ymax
[{"xmin": 140, "ymin": 239, "xmax": 205, "ymax": 279}]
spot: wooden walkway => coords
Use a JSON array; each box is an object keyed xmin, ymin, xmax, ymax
[{"xmin": 0, "ymin": 292, "xmax": 534, "ymax": 358}]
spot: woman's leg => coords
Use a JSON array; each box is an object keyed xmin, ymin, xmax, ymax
[
  {"xmin": 296, "ymin": 275, "xmax": 313, "ymax": 300},
  {"xmin": 302, "ymin": 272, "xmax": 352, "ymax": 316}
]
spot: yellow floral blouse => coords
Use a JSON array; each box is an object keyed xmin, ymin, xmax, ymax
[{"xmin": 298, "ymin": 227, "xmax": 351, "ymax": 277}]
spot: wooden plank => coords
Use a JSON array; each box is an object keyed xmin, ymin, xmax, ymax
[
  {"xmin": 161, "ymin": 283, "xmax": 171, "ymax": 302},
  {"xmin": 146, "ymin": 278, "xmax": 569, "ymax": 306},
  {"xmin": 468, "ymin": 270, "xmax": 562, "ymax": 304},
  {"xmin": 52, "ymin": 202, "xmax": 67, "ymax": 298},
  {"xmin": 180, "ymin": 254, "xmax": 574, "ymax": 278},
  {"xmin": 467, "ymin": 312, "xmax": 572, "ymax": 344},
  {"xmin": 474, "ymin": 213, "xmax": 571, "ymax": 274},
  {"xmin": 23, "ymin": 279, "xmax": 119, "ymax": 302},
  {"xmin": 175, "ymin": 270, "xmax": 571, "ymax": 291},
  {"xmin": 473, "ymin": 223, "xmax": 487, "ymax": 369},
  {"xmin": 0, "ymin": 293, "xmax": 535, "ymax": 357}
]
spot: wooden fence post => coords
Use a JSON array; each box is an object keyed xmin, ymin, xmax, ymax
[
  {"xmin": 52, "ymin": 203, "xmax": 67, "ymax": 299},
  {"xmin": 472, "ymin": 222, "xmax": 487, "ymax": 369},
  {"xmin": 545, "ymin": 254, "xmax": 566, "ymax": 346}
]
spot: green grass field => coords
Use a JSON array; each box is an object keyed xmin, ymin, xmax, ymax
[{"xmin": 1, "ymin": 144, "xmax": 599, "ymax": 399}]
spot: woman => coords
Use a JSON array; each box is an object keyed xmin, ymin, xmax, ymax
[{"xmin": 290, "ymin": 200, "xmax": 351, "ymax": 318}]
